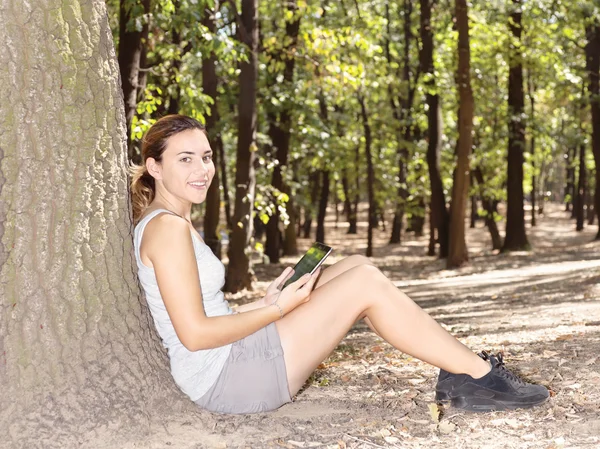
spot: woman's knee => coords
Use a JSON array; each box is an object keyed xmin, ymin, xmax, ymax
[{"xmin": 345, "ymin": 254, "xmax": 375, "ymax": 267}]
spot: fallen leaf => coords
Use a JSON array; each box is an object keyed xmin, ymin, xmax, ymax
[
  {"xmin": 438, "ymin": 421, "xmax": 456, "ymax": 434},
  {"xmin": 428, "ymin": 403, "xmax": 441, "ymax": 423},
  {"xmin": 384, "ymin": 436, "xmax": 401, "ymax": 444}
]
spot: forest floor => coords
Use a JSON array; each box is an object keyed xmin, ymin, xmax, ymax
[{"xmin": 120, "ymin": 202, "xmax": 600, "ymax": 449}]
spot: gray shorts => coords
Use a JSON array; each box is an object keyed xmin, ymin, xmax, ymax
[{"xmin": 195, "ymin": 322, "xmax": 292, "ymax": 414}]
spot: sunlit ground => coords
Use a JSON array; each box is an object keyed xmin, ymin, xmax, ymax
[{"xmin": 123, "ymin": 202, "xmax": 600, "ymax": 449}]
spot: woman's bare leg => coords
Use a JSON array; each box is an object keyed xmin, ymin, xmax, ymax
[{"xmin": 275, "ymin": 263, "xmax": 491, "ymax": 396}]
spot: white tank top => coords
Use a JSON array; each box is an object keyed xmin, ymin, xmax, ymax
[{"xmin": 133, "ymin": 209, "xmax": 232, "ymax": 401}]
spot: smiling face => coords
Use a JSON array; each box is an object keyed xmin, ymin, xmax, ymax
[{"xmin": 147, "ymin": 128, "xmax": 215, "ymax": 207}]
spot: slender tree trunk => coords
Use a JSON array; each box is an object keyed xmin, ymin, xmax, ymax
[
  {"xmin": 447, "ymin": 0, "xmax": 473, "ymax": 268},
  {"xmin": 342, "ymin": 170, "xmax": 351, "ymax": 219},
  {"xmin": 219, "ymin": 140, "xmax": 233, "ymax": 230},
  {"xmin": 566, "ymin": 145, "xmax": 575, "ymax": 212},
  {"xmin": 304, "ymin": 174, "xmax": 320, "ymax": 238},
  {"xmin": 420, "ymin": 0, "xmax": 449, "ymax": 257},
  {"xmin": 503, "ymin": 0, "xmax": 530, "ymax": 251},
  {"xmin": 358, "ymin": 95, "xmax": 376, "ymax": 257},
  {"xmin": 118, "ymin": 0, "xmax": 150, "ymax": 164},
  {"xmin": 202, "ymin": 1, "xmax": 223, "ymax": 258},
  {"xmin": 588, "ymin": 176, "xmax": 596, "ymax": 225},
  {"xmin": 527, "ymin": 73, "xmax": 537, "ymax": 227},
  {"xmin": 576, "ymin": 141, "xmax": 587, "ymax": 231},
  {"xmin": 225, "ymin": 0, "xmax": 258, "ymax": 292},
  {"xmin": 265, "ymin": 0, "xmax": 300, "ymax": 262},
  {"xmin": 348, "ymin": 146, "xmax": 360, "ymax": 234},
  {"xmin": 585, "ymin": 20, "xmax": 600, "ymax": 239},
  {"xmin": 316, "ymin": 170, "xmax": 330, "ymax": 243},
  {"xmin": 388, "ymin": 0, "xmax": 415, "ymax": 245},
  {"xmin": 473, "ymin": 167, "xmax": 502, "ymax": 250},
  {"xmin": 0, "ymin": 1, "xmax": 180, "ymax": 444},
  {"xmin": 470, "ymin": 194, "xmax": 477, "ymax": 228}
]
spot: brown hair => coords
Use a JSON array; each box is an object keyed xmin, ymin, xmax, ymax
[{"xmin": 129, "ymin": 114, "xmax": 206, "ymax": 224}]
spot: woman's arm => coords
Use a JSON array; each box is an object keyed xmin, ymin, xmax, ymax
[
  {"xmin": 145, "ymin": 214, "xmax": 317, "ymax": 351},
  {"xmin": 233, "ymin": 298, "xmax": 266, "ymax": 313}
]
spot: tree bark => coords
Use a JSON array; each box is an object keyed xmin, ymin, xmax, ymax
[
  {"xmin": 503, "ymin": 0, "xmax": 530, "ymax": 251},
  {"xmin": 225, "ymin": 0, "xmax": 259, "ymax": 292},
  {"xmin": 576, "ymin": 141, "xmax": 587, "ymax": 231},
  {"xmin": 118, "ymin": 0, "xmax": 150, "ymax": 164},
  {"xmin": 358, "ymin": 95, "xmax": 376, "ymax": 257},
  {"xmin": 527, "ymin": 73, "xmax": 537, "ymax": 227},
  {"xmin": 565, "ymin": 145, "xmax": 575, "ymax": 212},
  {"xmin": 202, "ymin": 1, "xmax": 224, "ymax": 258},
  {"xmin": 420, "ymin": 0, "xmax": 449, "ymax": 257},
  {"xmin": 447, "ymin": 0, "xmax": 473, "ymax": 268},
  {"xmin": 0, "ymin": 1, "xmax": 182, "ymax": 444},
  {"xmin": 584, "ymin": 20, "xmax": 600, "ymax": 239},
  {"xmin": 347, "ymin": 146, "xmax": 360, "ymax": 234},
  {"xmin": 303, "ymin": 174, "xmax": 320, "ymax": 238},
  {"xmin": 473, "ymin": 168, "xmax": 502, "ymax": 250},
  {"xmin": 388, "ymin": 0, "xmax": 416, "ymax": 245},
  {"xmin": 316, "ymin": 170, "xmax": 330, "ymax": 244},
  {"xmin": 265, "ymin": 0, "xmax": 301, "ymax": 262}
]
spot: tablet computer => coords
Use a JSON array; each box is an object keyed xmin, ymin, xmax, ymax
[{"xmin": 279, "ymin": 242, "xmax": 333, "ymax": 290}]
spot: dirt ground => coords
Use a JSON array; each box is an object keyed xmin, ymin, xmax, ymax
[{"xmin": 112, "ymin": 203, "xmax": 600, "ymax": 449}]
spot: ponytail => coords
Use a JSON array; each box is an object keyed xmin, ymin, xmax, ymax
[{"xmin": 129, "ymin": 163, "xmax": 155, "ymax": 224}]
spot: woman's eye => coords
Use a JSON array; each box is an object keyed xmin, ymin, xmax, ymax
[
  {"xmin": 181, "ymin": 157, "xmax": 191, "ymax": 163},
  {"xmin": 203, "ymin": 155, "xmax": 213, "ymax": 162}
]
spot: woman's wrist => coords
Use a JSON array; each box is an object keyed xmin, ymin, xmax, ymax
[{"xmin": 271, "ymin": 301, "xmax": 284, "ymax": 319}]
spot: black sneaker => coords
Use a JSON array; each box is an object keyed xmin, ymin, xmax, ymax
[{"xmin": 435, "ymin": 351, "xmax": 549, "ymax": 412}]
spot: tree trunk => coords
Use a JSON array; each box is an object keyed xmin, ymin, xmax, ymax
[
  {"xmin": 576, "ymin": 141, "xmax": 587, "ymax": 231},
  {"xmin": 0, "ymin": 1, "xmax": 181, "ymax": 444},
  {"xmin": 342, "ymin": 170, "xmax": 351, "ymax": 219},
  {"xmin": 265, "ymin": 0, "xmax": 300, "ymax": 262},
  {"xmin": 447, "ymin": 0, "xmax": 473, "ymax": 268},
  {"xmin": 473, "ymin": 168, "xmax": 502, "ymax": 250},
  {"xmin": 527, "ymin": 73, "xmax": 537, "ymax": 227},
  {"xmin": 225, "ymin": 0, "xmax": 258, "ymax": 292},
  {"xmin": 316, "ymin": 170, "xmax": 330, "ymax": 244},
  {"xmin": 420, "ymin": 0, "xmax": 449, "ymax": 258},
  {"xmin": 584, "ymin": 20, "xmax": 600, "ymax": 239},
  {"xmin": 588, "ymin": 180, "xmax": 596, "ymax": 225},
  {"xmin": 388, "ymin": 0, "xmax": 415, "ymax": 245},
  {"xmin": 202, "ymin": 2, "xmax": 223, "ymax": 258},
  {"xmin": 347, "ymin": 146, "xmax": 360, "ymax": 234},
  {"xmin": 503, "ymin": 0, "xmax": 530, "ymax": 251},
  {"xmin": 118, "ymin": 0, "xmax": 150, "ymax": 164},
  {"xmin": 566, "ymin": 145, "xmax": 576, "ymax": 212},
  {"xmin": 358, "ymin": 95, "xmax": 376, "ymax": 257},
  {"xmin": 303, "ymin": 174, "xmax": 320, "ymax": 238}
]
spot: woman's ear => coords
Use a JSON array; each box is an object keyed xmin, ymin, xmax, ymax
[{"xmin": 146, "ymin": 157, "xmax": 162, "ymax": 180}]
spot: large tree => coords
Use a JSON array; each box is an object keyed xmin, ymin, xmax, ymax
[
  {"xmin": 503, "ymin": 0, "xmax": 530, "ymax": 251},
  {"xmin": 225, "ymin": 0, "xmax": 259, "ymax": 292},
  {"xmin": 0, "ymin": 0, "xmax": 186, "ymax": 446},
  {"xmin": 447, "ymin": 0, "xmax": 474, "ymax": 268},
  {"xmin": 584, "ymin": 13, "xmax": 600, "ymax": 238},
  {"xmin": 420, "ymin": 0, "xmax": 450, "ymax": 258}
]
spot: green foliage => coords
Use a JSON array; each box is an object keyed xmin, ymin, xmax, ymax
[{"xmin": 107, "ymin": 0, "xmax": 598, "ymax": 243}]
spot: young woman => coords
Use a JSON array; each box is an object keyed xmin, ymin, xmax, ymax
[{"xmin": 130, "ymin": 114, "xmax": 549, "ymax": 414}]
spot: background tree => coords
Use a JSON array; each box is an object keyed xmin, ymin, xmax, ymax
[
  {"xmin": 503, "ymin": 0, "xmax": 530, "ymax": 251},
  {"xmin": 225, "ymin": 0, "xmax": 259, "ymax": 292},
  {"xmin": 447, "ymin": 0, "xmax": 474, "ymax": 268}
]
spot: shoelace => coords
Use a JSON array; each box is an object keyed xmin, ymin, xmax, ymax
[{"xmin": 479, "ymin": 351, "xmax": 527, "ymax": 387}]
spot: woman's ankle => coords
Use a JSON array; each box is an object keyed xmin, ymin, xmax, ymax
[{"xmin": 469, "ymin": 356, "xmax": 492, "ymax": 379}]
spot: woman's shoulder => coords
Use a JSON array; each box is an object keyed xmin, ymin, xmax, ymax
[{"xmin": 142, "ymin": 209, "xmax": 189, "ymax": 241}]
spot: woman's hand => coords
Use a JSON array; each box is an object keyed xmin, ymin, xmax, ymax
[{"xmin": 263, "ymin": 266, "xmax": 321, "ymax": 316}]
